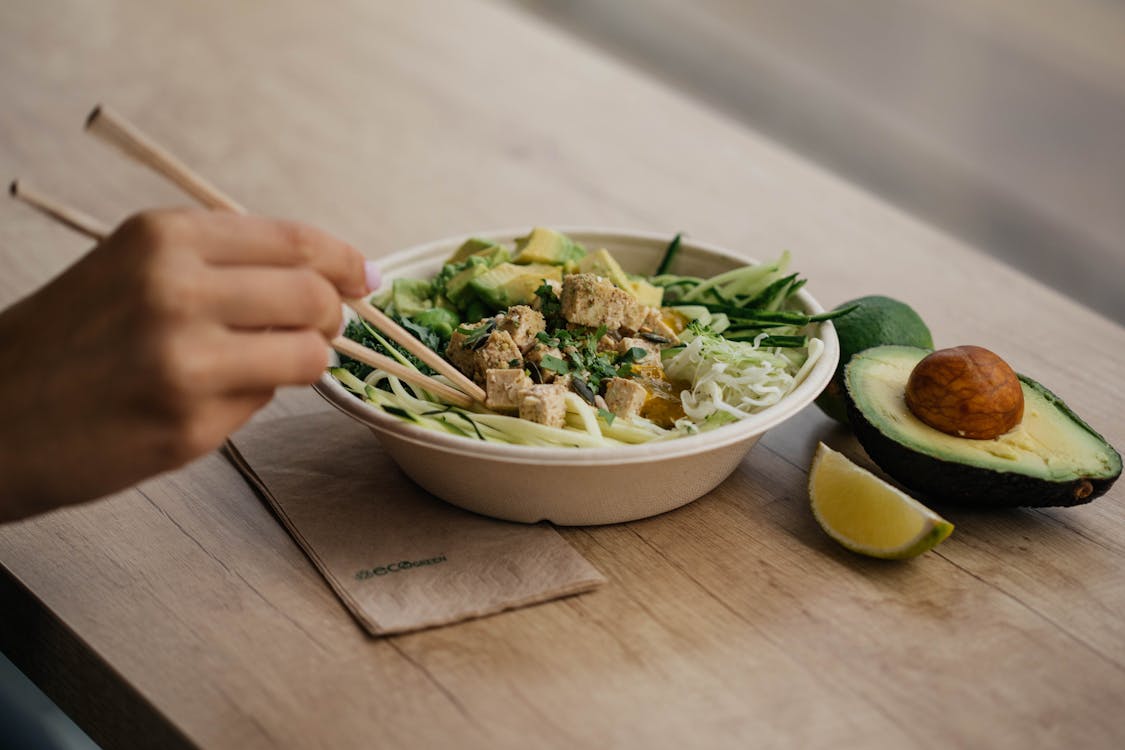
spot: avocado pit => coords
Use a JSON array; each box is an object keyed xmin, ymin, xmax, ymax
[
  {"xmin": 844, "ymin": 345, "xmax": 1121, "ymax": 507},
  {"xmin": 905, "ymin": 346, "xmax": 1024, "ymax": 440}
]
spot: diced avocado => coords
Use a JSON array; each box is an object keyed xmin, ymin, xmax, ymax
[
  {"xmin": 434, "ymin": 247, "xmax": 511, "ymax": 310},
  {"xmin": 444, "ymin": 257, "xmax": 491, "ymax": 306},
  {"xmin": 845, "ymin": 345, "xmax": 1121, "ymax": 508},
  {"xmin": 391, "ymin": 278, "xmax": 433, "ymax": 316},
  {"xmin": 464, "ymin": 299, "xmax": 488, "ymax": 324},
  {"xmin": 626, "ymin": 276, "xmax": 664, "ymax": 307},
  {"xmin": 447, "ymin": 237, "xmax": 511, "ymax": 264},
  {"xmin": 575, "ymin": 249, "xmax": 660, "ymax": 305},
  {"xmin": 578, "ymin": 248, "xmax": 632, "ymax": 290},
  {"xmin": 433, "ymin": 293, "xmax": 458, "ymax": 313},
  {"xmin": 411, "ymin": 307, "xmax": 460, "ymax": 339},
  {"xmin": 469, "ymin": 262, "xmax": 564, "ymax": 311},
  {"xmin": 369, "ymin": 286, "xmax": 393, "ymax": 310},
  {"xmin": 477, "ymin": 245, "xmax": 512, "ymax": 266},
  {"xmin": 513, "ymin": 227, "xmax": 587, "ymax": 266}
]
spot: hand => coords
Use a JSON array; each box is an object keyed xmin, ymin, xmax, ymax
[{"xmin": 0, "ymin": 208, "xmax": 378, "ymax": 521}]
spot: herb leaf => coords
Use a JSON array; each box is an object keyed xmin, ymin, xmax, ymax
[
  {"xmin": 540, "ymin": 355, "xmax": 570, "ymax": 374},
  {"xmin": 400, "ymin": 317, "xmax": 442, "ymax": 353},
  {"xmin": 533, "ymin": 281, "xmax": 562, "ymax": 324},
  {"xmin": 457, "ymin": 319, "xmax": 496, "ymax": 350},
  {"xmin": 618, "ymin": 346, "xmax": 649, "ymax": 364}
]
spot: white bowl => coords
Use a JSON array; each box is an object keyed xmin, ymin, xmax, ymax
[{"xmin": 314, "ymin": 228, "xmax": 839, "ymax": 525}]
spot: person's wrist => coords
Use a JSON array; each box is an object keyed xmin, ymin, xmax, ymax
[
  {"xmin": 0, "ymin": 399, "xmax": 42, "ymax": 523},
  {"xmin": 0, "ymin": 294, "xmax": 59, "ymax": 521}
]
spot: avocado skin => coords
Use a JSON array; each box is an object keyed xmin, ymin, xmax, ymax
[{"xmin": 845, "ymin": 376, "xmax": 1121, "ymax": 509}]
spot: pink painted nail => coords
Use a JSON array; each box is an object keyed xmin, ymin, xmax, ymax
[{"xmin": 364, "ymin": 261, "xmax": 382, "ymax": 293}]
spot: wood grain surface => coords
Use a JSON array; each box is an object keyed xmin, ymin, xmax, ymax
[{"xmin": 1, "ymin": 1, "xmax": 1123, "ymax": 748}]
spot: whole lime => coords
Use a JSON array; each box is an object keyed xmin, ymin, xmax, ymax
[{"xmin": 816, "ymin": 295, "xmax": 933, "ymax": 423}]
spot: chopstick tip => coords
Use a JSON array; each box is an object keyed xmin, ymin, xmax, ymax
[
  {"xmin": 84, "ymin": 104, "xmax": 103, "ymax": 130},
  {"xmin": 8, "ymin": 179, "xmax": 19, "ymax": 198}
]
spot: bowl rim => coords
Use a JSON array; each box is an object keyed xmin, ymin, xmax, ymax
[{"xmin": 314, "ymin": 226, "xmax": 839, "ymax": 466}]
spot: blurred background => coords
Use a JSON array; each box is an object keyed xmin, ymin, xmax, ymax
[
  {"xmin": 2, "ymin": 2, "xmax": 1123, "ymax": 748},
  {"xmin": 514, "ymin": 0, "xmax": 1125, "ymax": 323}
]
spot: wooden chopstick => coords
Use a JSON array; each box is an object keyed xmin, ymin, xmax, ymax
[
  {"xmin": 9, "ymin": 180, "xmax": 110, "ymax": 241},
  {"xmin": 344, "ymin": 298, "xmax": 486, "ymax": 402},
  {"xmin": 84, "ymin": 105, "xmax": 487, "ymax": 405},
  {"xmin": 86, "ymin": 105, "xmax": 246, "ymax": 213},
  {"xmin": 331, "ymin": 338, "xmax": 473, "ymax": 408},
  {"xmin": 7, "ymin": 181, "xmax": 472, "ymax": 407}
]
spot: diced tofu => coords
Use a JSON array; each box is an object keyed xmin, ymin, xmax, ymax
[
  {"xmin": 619, "ymin": 299, "xmax": 648, "ymax": 332},
  {"xmin": 551, "ymin": 373, "xmax": 573, "ymax": 390},
  {"xmin": 560, "ymin": 273, "xmax": 646, "ymax": 333},
  {"xmin": 604, "ymin": 377, "xmax": 648, "ymax": 419},
  {"xmin": 640, "ymin": 307, "xmax": 679, "ymax": 343},
  {"xmin": 559, "ymin": 274, "xmax": 605, "ymax": 327},
  {"xmin": 445, "ymin": 319, "xmax": 492, "ymax": 380},
  {"xmin": 485, "ymin": 368, "xmax": 533, "ymax": 413},
  {"xmin": 497, "ymin": 305, "xmax": 546, "ymax": 353},
  {"xmin": 519, "ymin": 384, "xmax": 568, "ymax": 428},
  {"xmin": 526, "ymin": 343, "xmax": 566, "ymax": 383},
  {"xmin": 473, "ymin": 330, "xmax": 523, "ymax": 383},
  {"xmin": 597, "ymin": 332, "xmax": 621, "ymax": 353},
  {"xmin": 618, "ymin": 337, "xmax": 663, "ymax": 367}
]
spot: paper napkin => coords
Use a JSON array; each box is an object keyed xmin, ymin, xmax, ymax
[{"xmin": 225, "ymin": 410, "xmax": 604, "ymax": 636}]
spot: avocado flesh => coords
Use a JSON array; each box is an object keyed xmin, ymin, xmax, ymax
[
  {"xmin": 469, "ymin": 262, "xmax": 563, "ymax": 310},
  {"xmin": 513, "ymin": 227, "xmax": 586, "ymax": 266},
  {"xmin": 447, "ymin": 237, "xmax": 509, "ymax": 264},
  {"xmin": 626, "ymin": 276, "xmax": 664, "ymax": 307},
  {"xmin": 391, "ymin": 278, "xmax": 433, "ymax": 316},
  {"xmin": 578, "ymin": 248, "xmax": 632, "ymax": 290},
  {"xmin": 846, "ymin": 346, "xmax": 1121, "ymax": 507},
  {"xmin": 444, "ymin": 258, "xmax": 490, "ymax": 306}
]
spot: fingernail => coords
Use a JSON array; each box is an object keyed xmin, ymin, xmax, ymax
[
  {"xmin": 337, "ymin": 317, "xmax": 348, "ymax": 338},
  {"xmin": 364, "ymin": 261, "xmax": 382, "ymax": 293}
]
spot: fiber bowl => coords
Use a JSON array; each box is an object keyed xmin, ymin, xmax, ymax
[{"xmin": 314, "ymin": 228, "xmax": 839, "ymax": 526}]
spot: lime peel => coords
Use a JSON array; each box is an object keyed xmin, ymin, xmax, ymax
[{"xmin": 809, "ymin": 442, "xmax": 953, "ymax": 559}]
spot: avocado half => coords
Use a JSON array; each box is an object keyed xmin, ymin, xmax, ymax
[{"xmin": 845, "ymin": 345, "xmax": 1121, "ymax": 508}]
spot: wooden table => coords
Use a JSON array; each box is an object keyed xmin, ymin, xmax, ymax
[{"xmin": 2, "ymin": 1, "xmax": 1123, "ymax": 748}]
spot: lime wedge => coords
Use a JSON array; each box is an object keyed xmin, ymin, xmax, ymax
[{"xmin": 809, "ymin": 442, "xmax": 953, "ymax": 559}]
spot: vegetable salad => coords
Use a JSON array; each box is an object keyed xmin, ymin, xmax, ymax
[{"xmin": 330, "ymin": 228, "xmax": 850, "ymax": 447}]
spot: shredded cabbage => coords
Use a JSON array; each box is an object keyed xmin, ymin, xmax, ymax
[{"xmin": 663, "ymin": 326, "xmax": 823, "ymax": 423}]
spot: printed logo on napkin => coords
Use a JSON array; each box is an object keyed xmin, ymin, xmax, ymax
[{"xmin": 355, "ymin": 555, "xmax": 448, "ymax": 580}]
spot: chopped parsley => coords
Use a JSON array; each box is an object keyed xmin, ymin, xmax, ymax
[
  {"xmin": 533, "ymin": 281, "xmax": 563, "ymax": 325},
  {"xmin": 539, "ymin": 355, "xmax": 570, "ymax": 375},
  {"xmin": 618, "ymin": 346, "xmax": 649, "ymax": 364}
]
